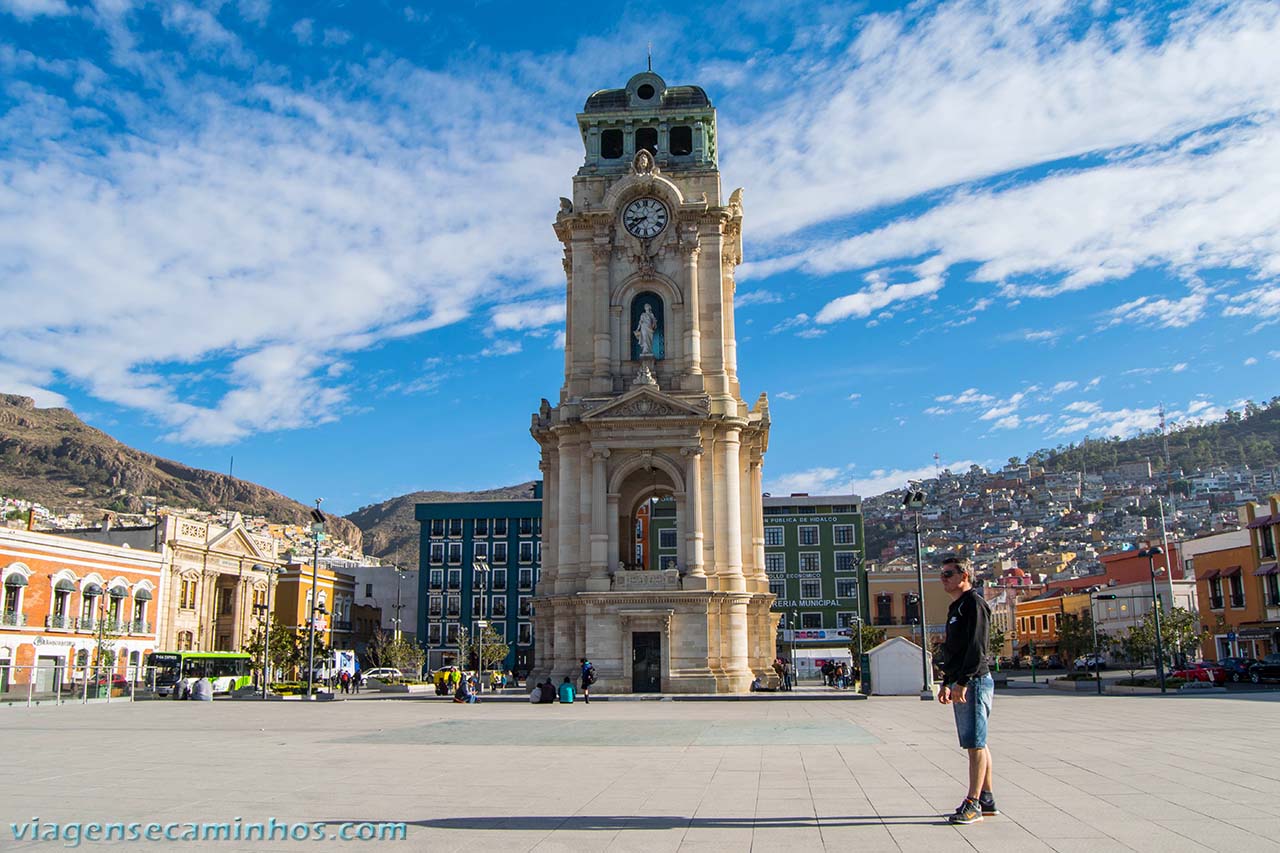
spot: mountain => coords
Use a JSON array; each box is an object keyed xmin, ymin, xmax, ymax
[
  {"xmin": 345, "ymin": 481, "xmax": 540, "ymax": 569},
  {"xmin": 1026, "ymin": 397, "xmax": 1280, "ymax": 476},
  {"xmin": 0, "ymin": 394, "xmax": 361, "ymax": 548}
]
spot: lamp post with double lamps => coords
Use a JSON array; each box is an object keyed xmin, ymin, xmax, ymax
[
  {"xmin": 252, "ymin": 563, "xmax": 282, "ymax": 699},
  {"xmin": 901, "ymin": 489, "xmax": 933, "ymax": 700},
  {"xmin": 306, "ymin": 501, "xmax": 325, "ymax": 700},
  {"xmin": 473, "ymin": 558, "xmax": 489, "ymax": 692},
  {"xmin": 1138, "ymin": 545, "xmax": 1168, "ymax": 693}
]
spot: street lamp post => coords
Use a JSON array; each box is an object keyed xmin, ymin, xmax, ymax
[
  {"xmin": 252, "ymin": 563, "xmax": 281, "ymax": 699},
  {"xmin": 1091, "ymin": 592, "xmax": 1117, "ymax": 696},
  {"xmin": 306, "ymin": 500, "xmax": 325, "ymax": 700},
  {"xmin": 902, "ymin": 489, "xmax": 932, "ymax": 700},
  {"xmin": 392, "ymin": 565, "xmax": 405, "ymax": 642},
  {"xmin": 473, "ymin": 558, "xmax": 489, "ymax": 692},
  {"xmin": 1139, "ymin": 545, "xmax": 1168, "ymax": 693}
]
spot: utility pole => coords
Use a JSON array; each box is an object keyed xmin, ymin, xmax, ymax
[
  {"xmin": 306, "ymin": 499, "xmax": 325, "ymax": 700},
  {"xmin": 903, "ymin": 488, "xmax": 932, "ymax": 700}
]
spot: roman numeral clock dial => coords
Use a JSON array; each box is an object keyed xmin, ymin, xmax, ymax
[{"xmin": 623, "ymin": 197, "xmax": 668, "ymax": 239}]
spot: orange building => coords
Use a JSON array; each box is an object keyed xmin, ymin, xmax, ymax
[
  {"xmin": 272, "ymin": 562, "xmax": 357, "ymax": 665},
  {"xmin": 1, "ymin": 528, "xmax": 165, "ymax": 697},
  {"xmin": 1201, "ymin": 497, "xmax": 1280, "ymax": 659},
  {"xmin": 1012, "ymin": 590, "xmax": 1092, "ymax": 659}
]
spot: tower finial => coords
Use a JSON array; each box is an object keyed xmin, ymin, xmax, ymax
[{"xmin": 647, "ymin": 41, "xmax": 652, "ymax": 72}]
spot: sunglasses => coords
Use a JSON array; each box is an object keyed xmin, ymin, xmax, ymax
[{"xmin": 940, "ymin": 569, "xmax": 961, "ymax": 579}]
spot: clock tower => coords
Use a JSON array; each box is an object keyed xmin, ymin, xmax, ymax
[{"xmin": 530, "ymin": 71, "xmax": 776, "ymax": 693}]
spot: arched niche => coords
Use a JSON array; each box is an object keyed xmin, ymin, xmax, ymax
[{"xmin": 630, "ymin": 291, "xmax": 665, "ymax": 360}]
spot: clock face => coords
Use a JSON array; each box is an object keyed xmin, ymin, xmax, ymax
[{"xmin": 623, "ymin": 197, "xmax": 668, "ymax": 239}]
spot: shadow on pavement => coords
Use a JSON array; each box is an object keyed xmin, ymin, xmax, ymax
[{"xmin": 324, "ymin": 815, "xmax": 950, "ymax": 831}]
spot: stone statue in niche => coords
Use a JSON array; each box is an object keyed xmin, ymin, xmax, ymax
[{"xmin": 630, "ymin": 294, "xmax": 664, "ymax": 360}]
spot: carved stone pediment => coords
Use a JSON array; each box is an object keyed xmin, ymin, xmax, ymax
[{"xmin": 582, "ymin": 386, "xmax": 707, "ymax": 421}]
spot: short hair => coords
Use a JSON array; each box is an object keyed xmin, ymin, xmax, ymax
[{"xmin": 940, "ymin": 556, "xmax": 973, "ymax": 579}]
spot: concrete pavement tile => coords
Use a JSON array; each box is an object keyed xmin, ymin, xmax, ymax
[
  {"xmin": 1044, "ymin": 839, "xmax": 1136, "ymax": 852},
  {"xmin": 1154, "ymin": 819, "xmax": 1280, "ymax": 852}
]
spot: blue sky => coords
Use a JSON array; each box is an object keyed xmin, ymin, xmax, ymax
[{"xmin": 2, "ymin": 0, "xmax": 1279, "ymax": 515}]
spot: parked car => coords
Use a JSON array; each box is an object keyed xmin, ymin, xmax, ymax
[
  {"xmin": 1248, "ymin": 654, "xmax": 1280, "ymax": 683},
  {"xmin": 359, "ymin": 667, "xmax": 403, "ymax": 686},
  {"xmin": 1074, "ymin": 654, "xmax": 1107, "ymax": 670},
  {"xmin": 1169, "ymin": 663, "xmax": 1226, "ymax": 685},
  {"xmin": 1217, "ymin": 657, "xmax": 1257, "ymax": 683}
]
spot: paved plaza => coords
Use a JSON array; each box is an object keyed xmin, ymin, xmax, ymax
[{"xmin": 5, "ymin": 690, "xmax": 1280, "ymax": 852}]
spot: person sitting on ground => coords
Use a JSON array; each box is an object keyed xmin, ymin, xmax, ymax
[
  {"xmin": 453, "ymin": 679, "xmax": 476, "ymax": 704},
  {"xmin": 529, "ymin": 683, "xmax": 542, "ymax": 703},
  {"xmin": 191, "ymin": 676, "xmax": 214, "ymax": 701},
  {"xmin": 750, "ymin": 675, "xmax": 763, "ymax": 692},
  {"xmin": 539, "ymin": 678, "xmax": 556, "ymax": 704},
  {"xmin": 558, "ymin": 676, "xmax": 576, "ymax": 704}
]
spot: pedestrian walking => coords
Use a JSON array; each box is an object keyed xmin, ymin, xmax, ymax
[
  {"xmin": 936, "ymin": 556, "xmax": 998, "ymax": 825},
  {"xmin": 579, "ymin": 658, "xmax": 596, "ymax": 703},
  {"xmin": 782, "ymin": 660, "xmax": 794, "ymax": 692}
]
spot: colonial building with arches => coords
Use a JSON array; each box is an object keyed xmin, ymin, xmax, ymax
[{"xmin": 530, "ymin": 71, "xmax": 776, "ymax": 693}]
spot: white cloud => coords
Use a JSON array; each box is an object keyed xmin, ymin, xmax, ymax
[
  {"xmin": 775, "ymin": 391, "xmax": 798, "ymax": 400},
  {"xmin": 991, "ymin": 415, "xmax": 1020, "ymax": 430},
  {"xmin": 936, "ymin": 388, "xmax": 994, "ymax": 406},
  {"xmin": 770, "ymin": 313, "xmax": 812, "ymax": 334},
  {"xmin": 1050, "ymin": 398, "xmax": 1224, "ymax": 438},
  {"xmin": 1021, "ymin": 329, "xmax": 1059, "ymax": 343},
  {"xmin": 847, "ymin": 393, "xmax": 861, "ymax": 401},
  {"xmin": 480, "ymin": 340, "xmax": 523, "ymax": 358},
  {"xmin": 322, "ymin": 27, "xmax": 352, "ymax": 47},
  {"xmin": 767, "ymin": 461, "xmax": 974, "ymax": 499},
  {"xmin": 1244, "ymin": 357, "xmax": 1259, "ymax": 366},
  {"xmin": 1050, "ymin": 381, "xmax": 1078, "ymax": 394},
  {"xmin": 490, "ymin": 301, "xmax": 564, "ymax": 333},
  {"xmin": 291, "ymin": 18, "xmax": 313, "ymax": 43},
  {"xmin": 1104, "ymin": 287, "xmax": 1209, "ymax": 329},
  {"xmin": 1224, "ymin": 284, "xmax": 1280, "ymax": 328},
  {"xmin": 766, "ymin": 466, "xmax": 853, "ymax": 497},
  {"xmin": 814, "ymin": 274, "xmax": 942, "ymax": 324},
  {"xmin": 847, "ymin": 461, "xmax": 977, "ymax": 500},
  {"xmin": 735, "ymin": 289, "xmax": 783, "ymax": 307},
  {"xmin": 0, "ymin": 0, "xmax": 69, "ymax": 19}
]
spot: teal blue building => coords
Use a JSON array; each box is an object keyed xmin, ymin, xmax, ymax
[{"xmin": 415, "ymin": 486, "xmax": 542, "ymax": 674}]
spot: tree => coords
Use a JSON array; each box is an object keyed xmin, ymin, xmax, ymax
[
  {"xmin": 366, "ymin": 630, "xmax": 425, "ymax": 676},
  {"xmin": 1118, "ymin": 623, "xmax": 1155, "ymax": 680},
  {"xmin": 1056, "ymin": 611, "xmax": 1106, "ymax": 669},
  {"xmin": 847, "ymin": 624, "xmax": 886, "ymax": 660},
  {"xmin": 242, "ymin": 622, "xmax": 304, "ymax": 682},
  {"xmin": 988, "ymin": 627, "xmax": 1006, "ymax": 662},
  {"xmin": 457, "ymin": 624, "xmax": 509, "ymax": 672},
  {"xmin": 1156, "ymin": 607, "xmax": 1207, "ymax": 665}
]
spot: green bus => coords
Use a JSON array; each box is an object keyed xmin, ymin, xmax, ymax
[{"xmin": 146, "ymin": 651, "xmax": 253, "ymax": 696}]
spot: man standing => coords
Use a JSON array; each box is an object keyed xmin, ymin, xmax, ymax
[
  {"xmin": 936, "ymin": 556, "xmax": 997, "ymax": 825},
  {"xmin": 580, "ymin": 658, "xmax": 596, "ymax": 703}
]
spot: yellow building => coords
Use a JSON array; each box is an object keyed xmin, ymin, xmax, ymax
[
  {"xmin": 272, "ymin": 563, "xmax": 356, "ymax": 655},
  {"xmin": 867, "ymin": 567, "xmax": 952, "ymax": 646}
]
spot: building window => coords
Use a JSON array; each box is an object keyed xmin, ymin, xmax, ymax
[
  {"xmin": 217, "ymin": 588, "xmax": 232, "ymax": 616},
  {"xmin": 474, "ymin": 542, "xmax": 489, "ymax": 561},
  {"xmin": 492, "ymin": 597, "xmax": 507, "ymax": 617},
  {"xmin": 835, "ymin": 552, "xmax": 857, "ymax": 573},
  {"xmin": 180, "ymin": 579, "xmax": 197, "ymax": 609},
  {"xmin": 1054, "ymin": 612, "xmax": 1062, "ymax": 628},
  {"xmin": 764, "ymin": 527, "xmax": 784, "ymax": 547},
  {"xmin": 1261, "ymin": 531, "xmax": 1277, "ymax": 560},
  {"xmin": 635, "ymin": 126, "xmax": 658, "ymax": 154},
  {"xmin": 1228, "ymin": 572, "xmax": 1246, "ymax": 608},
  {"xmin": 1265, "ymin": 572, "xmax": 1280, "ymax": 607},
  {"xmin": 446, "ymin": 622, "xmax": 459, "ymax": 644},
  {"xmin": 801, "ymin": 612, "xmax": 822, "ymax": 629},
  {"xmin": 448, "ymin": 519, "xmax": 463, "ymax": 537},
  {"xmin": 429, "ymin": 543, "xmax": 444, "ymax": 565},
  {"xmin": 833, "ymin": 525, "xmax": 856, "ymax": 545},
  {"xmin": 1209, "ymin": 577, "xmax": 1224, "ymax": 609},
  {"xmin": 446, "ymin": 595, "xmax": 460, "ymax": 617},
  {"xmin": 475, "ymin": 518, "xmax": 489, "ymax": 537},
  {"xmin": 518, "ymin": 568, "xmax": 533, "ymax": 590},
  {"xmin": 491, "ymin": 622, "xmax": 506, "ymax": 640},
  {"xmin": 517, "ymin": 622, "xmax": 533, "ymax": 644},
  {"xmin": 447, "ymin": 542, "xmax": 463, "ymax": 564},
  {"xmin": 836, "ymin": 578, "xmax": 857, "ymax": 599},
  {"xmin": 447, "ymin": 569, "xmax": 461, "ymax": 590},
  {"xmin": 799, "ymin": 552, "xmax": 821, "ymax": 573},
  {"xmin": 876, "ymin": 594, "xmax": 893, "ymax": 625},
  {"xmin": 427, "ymin": 624, "xmax": 441, "ymax": 644},
  {"xmin": 493, "ymin": 542, "xmax": 509, "ymax": 565},
  {"xmin": 364, "ymin": 583, "xmax": 373, "ymax": 598},
  {"xmin": 430, "ymin": 519, "xmax": 445, "ymax": 537},
  {"xmin": 518, "ymin": 596, "xmax": 532, "ymax": 618},
  {"xmin": 519, "ymin": 518, "xmax": 534, "ymax": 537},
  {"xmin": 428, "ymin": 596, "xmax": 442, "ymax": 617},
  {"xmin": 519, "ymin": 541, "xmax": 534, "ymax": 564},
  {"xmin": 472, "ymin": 595, "xmax": 483, "ymax": 615},
  {"xmin": 177, "ymin": 631, "xmax": 193, "ymax": 651},
  {"xmin": 765, "ymin": 554, "xmax": 785, "ymax": 575},
  {"xmin": 836, "ymin": 612, "xmax": 856, "ymax": 628},
  {"xmin": 492, "ymin": 572, "xmax": 507, "ymax": 592},
  {"xmin": 800, "ymin": 578, "xmax": 821, "ymax": 599},
  {"xmin": 601, "ymin": 129, "xmax": 623, "ymax": 159},
  {"xmin": 769, "ymin": 579, "xmax": 784, "ymax": 598},
  {"xmin": 1040, "ymin": 614, "xmax": 1049, "ymax": 631},
  {"xmin": 669, "ymin": 125, "xmax": 692, "ymax": 156},
  {"xmin": 658, "ymin": 528, "xmax": 677, "ymax": 549},
  {"xmin": 493, "ymin": 518, "xmax": 508, "ymax": 537},
  {"xmin": 904, "ymin": 594, "xmax": 920, "ymax": 625},
  {"xmin": 429, "ymin": 569, "xmax": 443, "ymax": 590},
  {"xmin": 798, "ymin": 526, "xmax": 819, "ymax": 546}
]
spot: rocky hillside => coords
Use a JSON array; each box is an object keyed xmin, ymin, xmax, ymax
[
  {"xmin": 346, "ymin": 481, "xmax": 540, "ymax": 569},
  {"xmin": 0, "ymin": 394, "xmax": 361, "ymax": 548}
]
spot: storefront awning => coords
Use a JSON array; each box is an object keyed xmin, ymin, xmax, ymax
[
  {"xmin": 82, "ymin": 583, "xmax": 103, "ymax": 596},
  {"xmin": 1221, "ymin": 567, "xmax": 1242, "ymax": 579},
  {"xmin": 54, "ymin": 578, "xmax": 76, "ymax": 591},
  {"xmin": 1200, "ymin": 569, "xmax": 1220, "ymax": 581},
  {"xmin": 1255, "ymin": 562, "xmax": 1279, "ymax": 577},
  {"xmin": 3, "ymin": 574, "xmax": 28, "ymax": 587},
  {"xmin": 1246, "ymin": 513, "xmax": 1278, "ymax": 529},
  {"xmin": 133, "ymin": 588, "xmax": 153, "ymax": 600},
  {"xmin": 108, "ymin": 586, "xmax": 128, "ymax": 598}
]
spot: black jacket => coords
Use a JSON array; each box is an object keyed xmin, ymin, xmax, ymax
[{"xmin": 939, "ymin": 588, "xmax": 991, "ymax": 687}]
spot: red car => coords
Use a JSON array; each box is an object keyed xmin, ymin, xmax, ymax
[{"xmin": 1170, "ymin": 663, "xmax": 1227, "ymax": 685}]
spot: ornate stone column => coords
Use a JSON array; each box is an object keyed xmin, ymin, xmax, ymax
[
  {"xmin": 555, "ymin": 433, "xmax": 579, "ymax": 594},
  {"xmin": 538, "ymin": 457, "xmax": 558, "ymax": 591},
  {"xmin": 749, "ymin": 451, "xmax": 767, "ymax": 585},
  {"xmin": 721, "ymin": 428, "xmax": 744, "ymax": 592},
  {"xmin": 680, "ymin": 229, "xmax": 702, "ymax": 377},
  {"xmin": 681, "ymin": 447, "xmax": 705, "ymax": 578},
  {"xmin": 606, "ymin": 493, "xmax": 621, "ymax": 574},
  {"xmin": 587, "ymin": 448, "xmax": 611, "ymax": 591},
  {"xmin": 592, "ymin": 239, "xmax": 612, "ymax": 388}
]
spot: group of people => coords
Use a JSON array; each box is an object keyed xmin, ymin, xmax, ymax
[
  {"xmin": 336, "ymin": 670, "xmax": 360, "ymax": 694},
  {"xmin": 169, "ymin": 677, "xmax": 213, "ymax": 701},
  {"xmin": 528, "ymin": 658, "xmax": 596, "ymax": 705},
  {"xmin": 770, "ymin": 658, "xmax": 796, "ymax": 691},
  {"xmin": 821, "ymin": 660, "xmax": 857, "ymax": 689}
]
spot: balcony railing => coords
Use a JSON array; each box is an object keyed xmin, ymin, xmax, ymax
[
  {"xmin": 127, "ymin": 620, "xmax": 152, "ymax": 634},
  {"xmin": 1, "ymin": 612, "xmax": 27, "ymax": 627},
  {"xmin": 46, "ymin": 614, "xmax": 75, "ymax": 629}
]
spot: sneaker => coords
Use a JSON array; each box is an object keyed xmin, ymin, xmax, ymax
[
  {"xmin": 978, "ymin": 792, "xmax": 999, "ymax": 816},
  {"xmin": 948, "ymin": 798, "xmax": 983, "ymax": 825}
]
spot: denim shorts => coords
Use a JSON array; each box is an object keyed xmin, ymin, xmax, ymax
[{"xmin": 952, "ymin": 673, "xmax": 994, "ymax": 749}]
